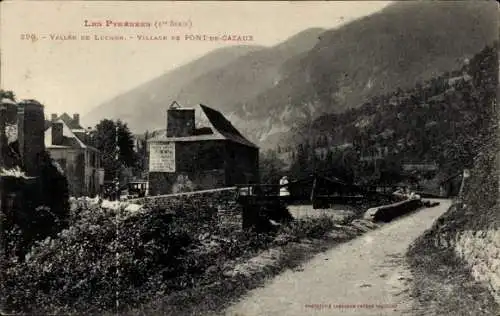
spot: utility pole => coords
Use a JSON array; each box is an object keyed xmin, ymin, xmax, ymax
[
  {"xmin": 115, "ymin": 122, "xmax": 120, "ymax": 201},
  {"xmin": 0, "ymin": 102, "xmax": 6, "ymax": 167}
]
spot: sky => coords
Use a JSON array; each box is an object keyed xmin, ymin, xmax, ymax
[{"xmin": 1, "ymin": 1, "xmax": 391, "ymax": 118}]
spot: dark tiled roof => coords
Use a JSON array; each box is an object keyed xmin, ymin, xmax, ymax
[
  {"xmin": 200, "ymin": 104, "xmax": 257, "ymax": 148},
  {"xmin": 58, "ymin": 113, "xmax": 83, "ymax": 130},
  {"xmin": 149, "ymin": 104, "xmax": 258, "ymax": 149},
  {"xmin": 45, "ymin": 119, "xmax": 89, "ymax": 149}
]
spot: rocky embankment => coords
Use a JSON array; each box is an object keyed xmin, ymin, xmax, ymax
[{"xmin": 407, "ymin": 144, "xmax": 500, "ymax": 315}]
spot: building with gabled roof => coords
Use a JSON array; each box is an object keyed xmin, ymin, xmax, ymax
[
  {"xmin": 45, "ymin": 113, "xmax": 104, "ymax": 197},
  {"xmin": 147, "ymin": 102, "xmax": 259, "ymax": 195}
]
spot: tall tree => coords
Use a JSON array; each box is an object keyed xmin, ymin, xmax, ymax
[
  {"xmin": 94, "ymin": 119, "xmax": 137, "ymax": 181},
  {"xmin": 132, "ymin": 132, "xmax": 148, "ymax": 178}
]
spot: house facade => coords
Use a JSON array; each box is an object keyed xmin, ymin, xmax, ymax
[
  {"xmin": 45, "ymin": 113, "xmax": 104, "ymax": 197},
  {"xmin": 147, "ymin": 102, "xmax": 259, "ymax": 195}
]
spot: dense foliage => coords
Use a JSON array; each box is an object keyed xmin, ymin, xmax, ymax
[
  {"xmin": 90, "ymin": 119, "xmax": 139, "ymax": 181},
  {"xmin": 0, "ymin": 89, "xmax": 16, "ymax": 102},
  {"xmin": 2, "ymin": 201, "xmax": 196, "ymax": 314}
]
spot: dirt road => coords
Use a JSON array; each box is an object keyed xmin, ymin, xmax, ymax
[{"xmin": 225, "ymin": 199, "xmax": 451, "ymax": 316}]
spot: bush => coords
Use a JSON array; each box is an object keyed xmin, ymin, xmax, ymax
[
  {"xmin": 1, "ymin": 203, "xmax": 195, "ymax": 314},
  {"xmin": 2, "ymin": 195, "xmax": 272, "ymax": 314},
  {"xmin": 278, "ymin": 215, "xmax": 336, "ymax": 240},
  {"xmin": 1, "ymin": 194, "xmax": 343, "ymax": 315}
]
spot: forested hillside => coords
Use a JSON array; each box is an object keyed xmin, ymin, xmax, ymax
[{"xmin": 262, "ymin": 44, "xmax": 498, "ymax": 188}]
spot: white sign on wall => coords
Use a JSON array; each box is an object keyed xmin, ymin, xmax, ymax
[{"xmin": 149, "ymin": 142, "xmax": 176, "ymax": 172}]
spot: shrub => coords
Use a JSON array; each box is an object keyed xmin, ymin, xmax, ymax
[
  {"xmin": 1, "ymin": 195, "xmax": 342, "ymax": 315},
  {"xmin": 1, "ymin": 203, "xmax": 195, "ymax": 314},
  {"xmin": 1, "ymin": 151, "xmax": 70, "ymax": 260},
  {"xmin": 278, "ymin": 214, "xmax": 336, "ymax": 240}
]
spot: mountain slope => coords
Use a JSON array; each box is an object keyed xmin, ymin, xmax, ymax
[
  {"xmin": 85, "ymin": 1, "xmax": 498, "ymax": 149},
  {"xmin": 82, "ymin": 45, "xmax": 264, "ymax": 130},
  {"xmin": 83, "ymin": 28, "xmax": 325, "ymax": 132},
  {"xmin": 278, "ymin": 44, "xmax": 498, "ymax": 186},
  {"xmin": 236, "ymin": 1, "xmax": 498, "ymax": 148}
]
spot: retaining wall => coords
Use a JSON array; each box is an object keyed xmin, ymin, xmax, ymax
[
  {"xmin": 425, "ymin": 146, "xmax": 499, "ymax": 304},
  {"xmin": 364, "ymin": 198, "xmax": 424, "ymax": 222}
]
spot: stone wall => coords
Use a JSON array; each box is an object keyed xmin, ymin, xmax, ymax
[
  {"xmin": 224, "ymin": 141, "xmax": 259, "ymax": 185},
  {"xmin": 149, "ymin": 169, "xmax": 226, "ymax": 196},
  {"xmin": 364, "ymin": 198, "xmax": 424, "ymax": 222},
  {"xmin": 148, "ymin": 139, "xmax": 259, "ymax": 195},
  {"xmin": 131, "ymin": 187, "xmax": 238, "ymax": 208},
  {"xmin": 49, "ymin": 148, "xmax": 84, "ymax": 196},
  {"xmin": 426, "ymin": 144, "xmax": 499, "ymax": 304},
  {"xmin": 454, "ymin": 229, "xmax": 500, "ymax": 302}
]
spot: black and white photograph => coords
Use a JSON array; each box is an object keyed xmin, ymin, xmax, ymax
[{"xmin": 0, "ymin": 1, "xmax": 499, "ymax": 315}]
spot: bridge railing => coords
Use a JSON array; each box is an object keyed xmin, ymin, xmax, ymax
[{"xmin": 236, "ymin": 184, "xmax": 283, "ymax": 197}]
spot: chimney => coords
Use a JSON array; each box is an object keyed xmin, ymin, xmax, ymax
[
  {"xmin": 52, "ymin": 122, "xmax": 64, "ymax": 145},
  {"xmin": 51, "ymin": 113, "xmax": 58, "ymax": 121},
  {"xmin": 166, "ymin": 106, "xmax": 195, "ymax": 137},
  {"xmin": 73, "ymin": 113, "xmax": 80, "ymax": 126}
]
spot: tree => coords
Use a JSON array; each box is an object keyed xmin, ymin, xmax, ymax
[
  {"xmin": 290, "ymin": 142, "xmax": 310, "ymax": 180},
  {"xmin": 133, "ymin": 132, "xmax": 148, "ymax": 178},
  {"xmin": 0, "ymin": 89, "xmax": 16, "ymax": 101},
  {"xmin": 259, "ymin": 149, "xmax": 286, "ymax": 184},
  {"xmin": 93, "ymin": 119, "xmax": 137, "ymax": 181}
]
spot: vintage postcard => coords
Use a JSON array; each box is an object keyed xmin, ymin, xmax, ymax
[{"xmin": 0, "ymin": 1, "xmax": 499, "ymax": 315}]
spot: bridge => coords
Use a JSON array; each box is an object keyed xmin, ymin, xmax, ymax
[
  {"xmin": 235, "ymin": 173, "xmax": 403, "ymax": 231},
  {"xmin": 236, "ymin": 173, "xmax": 399, "ymax": 209}
]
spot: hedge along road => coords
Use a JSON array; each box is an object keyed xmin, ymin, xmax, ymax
[{"xmin": 225, "ymin": 199, "xmax": 452, "ymax": 316}]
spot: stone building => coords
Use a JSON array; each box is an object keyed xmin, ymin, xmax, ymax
[
  {"xmin": 1, "ymin": 98, "xmax": 46, "ymax": 175},
  {"xmin": 1, "ymin": 98, "xmax": 48, "ymax": 219},
  {"xmin": 147, "ymin": 102, "xmax": 259, "ymax": 195},
  {"xmin": 45, "ymin": 113, "xmax": 104, "ymax": 197}
]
